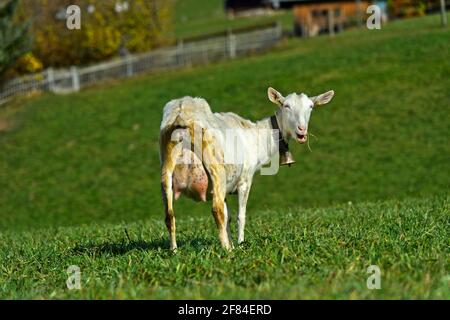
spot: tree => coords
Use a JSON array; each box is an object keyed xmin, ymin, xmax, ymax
[
  {"xmin": 0, "ymin": 0, "xmax": 31, "ymax": 81},
  {"xmin": 19, "ymin": 0, "xmax": 173, "ymax": 68}
]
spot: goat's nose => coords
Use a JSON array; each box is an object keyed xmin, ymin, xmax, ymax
[{"xmin": 298, "ymin": 125, "xmax": 306, "ymax": 132}]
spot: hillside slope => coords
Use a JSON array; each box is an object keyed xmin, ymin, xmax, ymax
[{"xmin": 0, "ymin": 14, "xmax": 448, "ymax": 231}]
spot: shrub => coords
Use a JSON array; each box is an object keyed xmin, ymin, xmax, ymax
[
  {"xmin": 19, "ymin": 0, "xmax": 173, "ymax": 68},
  {"xmin": 387, "ymin": 0, "xmax": 437, "ymax": 17},
  {"xmin": 0, "ymin": 0, "xmax": 32, "ymax": 82}
]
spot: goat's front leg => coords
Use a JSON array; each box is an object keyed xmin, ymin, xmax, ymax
[
  {"xmin": 237, "ymin": 181, "xmax": 252, "ymax": 244},
  {"xmin": 224, "ymin": 200, "xmax": 234, "ymax": 249}
]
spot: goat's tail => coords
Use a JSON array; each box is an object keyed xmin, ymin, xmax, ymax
[{"xmin": 159, "ymin": 116, "xmax": 190, "ymax": 163}]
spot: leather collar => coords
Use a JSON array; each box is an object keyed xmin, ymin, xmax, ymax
[{"xmin": 270, "ymin": 115, "xmax": 289, "ymax": 155}]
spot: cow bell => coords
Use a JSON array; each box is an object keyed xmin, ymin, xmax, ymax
[{"xmin": 280, "ymin": 151, "xmax": 295, "ymax": 166}]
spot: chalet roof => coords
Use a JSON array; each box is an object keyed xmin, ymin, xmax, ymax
[
  {"xmin": 265, "ymin": 0, "xmax": 367, "ymax": 7},
  {"xmin": 226, "ymin": 1, "xmax": 370, "ymax": 10}
]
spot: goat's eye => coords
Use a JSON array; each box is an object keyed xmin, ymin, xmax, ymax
[{"xmin": 284, "ymin": 104, "xmax": 291, "ymax": 109}]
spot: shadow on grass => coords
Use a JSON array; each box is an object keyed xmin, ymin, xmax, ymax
[{"xmin": 71, "ymin": 237, "xmax": 214, "ymax": 256}]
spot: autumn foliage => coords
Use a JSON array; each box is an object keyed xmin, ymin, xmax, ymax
[{"xmin": 18, "ymin": 0, "xmax": 173, "ymax": 68}]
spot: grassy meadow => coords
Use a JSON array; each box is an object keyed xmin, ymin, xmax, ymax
[{"xmin": 0, "ymin": 14, "xmax": 449, "ymax": 299}]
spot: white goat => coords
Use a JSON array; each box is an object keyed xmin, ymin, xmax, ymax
[{"xmin": 159, "ymin": 87, "xmax": 335, "ymax": 250}]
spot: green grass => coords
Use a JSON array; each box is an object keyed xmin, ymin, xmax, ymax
[
  {"xmin": 0, "ymin": 196, "xmax": 448, "ymax": 299},
  {"xmin": 173, "ymin": 0, "xmax": 294, "ymax": 38},
  {"xmin": 0, "ymin": 14, "xmax": 449, "ymax": 299}
]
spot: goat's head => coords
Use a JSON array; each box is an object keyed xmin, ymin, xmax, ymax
[{"xmin": 268, "ymin": 87, "xmax": 334, "ymax": 144}]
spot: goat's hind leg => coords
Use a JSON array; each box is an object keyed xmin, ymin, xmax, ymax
[
  {"xmin": 212, "ymin": 194, "xmax": 231, "ymax": 250},
  {"xmin": 160, "ymin": 131, "xmax": 179, "ymax": 251},
  {"xmin": 208, "ymin": 165, "xmax": 232, "ymax": 251},
  {"xmin": 202, "ymin": 130, "xmax": 232, "ymax": 250},
  {"xmin": 161, "ymin": 180, "xmax": 177, "ymax": 250}
]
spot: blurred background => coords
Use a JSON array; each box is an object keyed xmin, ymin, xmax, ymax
[
  {"xmin": 0, "ymin": 0, "xmax": 449, "ymax": 231},
  {"xmin": 0, "ymin": 0, "xmax": 447, "ymax": 80}
]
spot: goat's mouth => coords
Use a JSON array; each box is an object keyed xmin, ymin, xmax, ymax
[{"xmin": 296, "ymin": 132, "xmax": 307, "ymax": 144}]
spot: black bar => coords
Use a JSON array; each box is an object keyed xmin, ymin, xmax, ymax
[{"xmin": 0, "ymin": 300, "xmax": 445, "ymax": 318}]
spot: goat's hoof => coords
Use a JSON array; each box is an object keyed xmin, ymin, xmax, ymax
[{"xmin": 222, "ymin": 243, "xmax": 233, "ymax": 252}]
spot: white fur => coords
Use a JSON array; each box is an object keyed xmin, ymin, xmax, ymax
[{"xmin": 159, "ymin": 88, "xmax": 334, "ymax": 248}]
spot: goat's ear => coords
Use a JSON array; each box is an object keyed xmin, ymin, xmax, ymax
[
  {"xmin": 311, "ymin": 90, "xmax": 335, "ymax": 107},
  {"xmin": 268, "ymin": 87, "xmax": 285, "ymax": 107}
]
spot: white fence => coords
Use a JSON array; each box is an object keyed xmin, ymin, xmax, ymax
[{"xmin": 0, "ymin": 23, "xmax": 282, "ymax": 105}]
